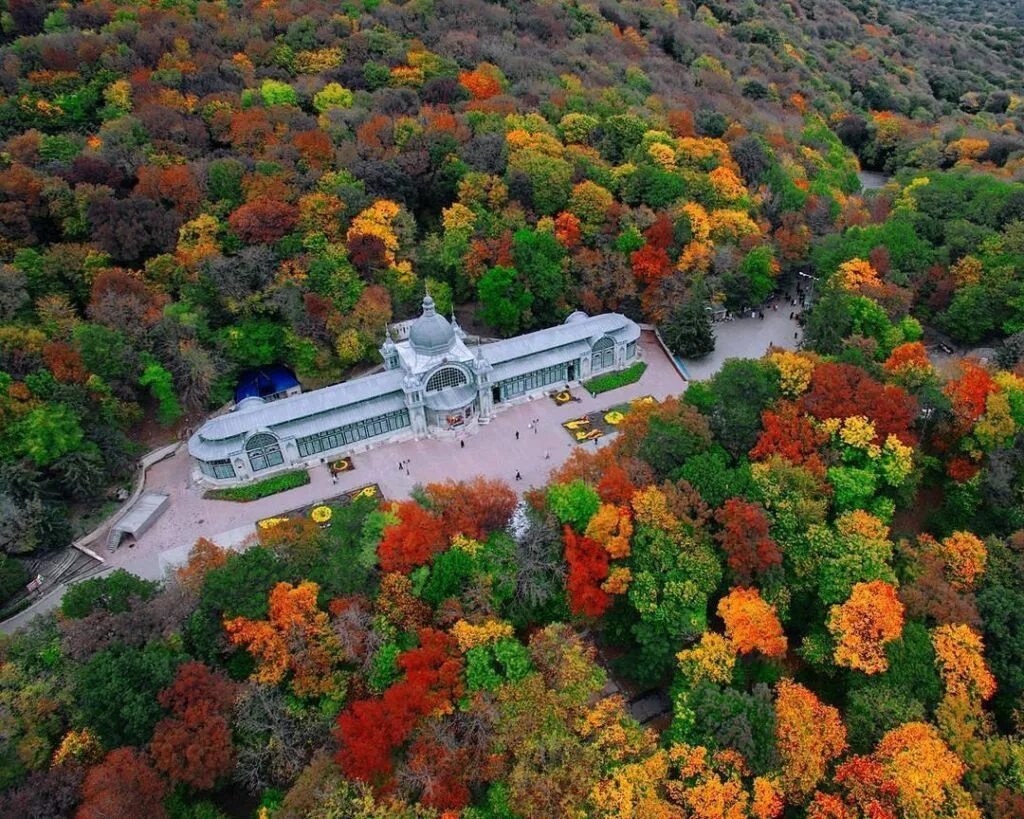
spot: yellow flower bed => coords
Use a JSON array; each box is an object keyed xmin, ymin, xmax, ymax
[
  {"xmin": 258, "ymin": 517, "xmax": 288, "ymax": 530},
  {"xmin": 604, "ymin": 410, "xmax": 626, "ymax": 425},
  {"xmin": 311, "ymin": 505, "xmax": 332, "ymax": 524},
  {"xmin": 354, "ymin": 485, "xmax": 377, "ymax": 500}
]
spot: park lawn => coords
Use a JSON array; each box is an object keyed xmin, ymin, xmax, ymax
[
  {"xmin": 204, "ymin": 469, "xmax": 310, "ymax": 501},
  {"xmin": 584, "ymin": 361, "xmax": 647, "ymax": 395}
]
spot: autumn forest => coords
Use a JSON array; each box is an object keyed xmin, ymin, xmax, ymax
[{"xmin": 1, "ymin": 0, "xmax": 1024, "ymax": 816}]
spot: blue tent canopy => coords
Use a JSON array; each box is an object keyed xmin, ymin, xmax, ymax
[{"xmin": 234, "ymin": 365, "xmax": 299, "ymax": 403}]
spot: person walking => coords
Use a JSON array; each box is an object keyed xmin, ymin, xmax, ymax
[
  {"xmin": 544, "ymin": 451, "xmax": 550, "ymax": 460},
  {"xmin": 515, "ymin": 430, "xmax": 520, "ymax": 440},
  {"xmin": 515, "ymin": 470, "xmax": 522, "ymax": 481},
  {"xmin": 460, "ymin": 439, "xmax": 465, "ymax": 449}
]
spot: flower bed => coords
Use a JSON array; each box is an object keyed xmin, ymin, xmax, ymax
[
  {"xmin": 205, "ymin": 469, "xmax": 310, "ymax": 502},
  {"xmin": 583, "ymin": 361, "xmax": 647, "ymax": 395}
]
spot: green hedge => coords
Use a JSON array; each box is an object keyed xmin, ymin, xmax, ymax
[
  {"xmin": 204, "ymin": 470, "xmax": 310, "ymax": 501},
  {"xmin": 584, "ymin": 361, "xmax": 647, "ymax": 395}
]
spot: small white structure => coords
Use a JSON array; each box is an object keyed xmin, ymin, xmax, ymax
[
  {"xmin": 189, "ymin": 295, "xmax": 641, "ymax": 486},
  {"xmin": 107, "ymin": 491, "xmax": 170, "ymax": 551}
]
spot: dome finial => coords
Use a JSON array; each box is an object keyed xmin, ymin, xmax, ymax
[{"xmin": 421, "ymin": 287, "xmax": 436, "ymax": 317}]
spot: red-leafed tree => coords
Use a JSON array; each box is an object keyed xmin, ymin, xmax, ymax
[
  {"xmin": 943, "ymin": 359, "xmax": 997, "ymax": 434},
  {"xmin": 563, "ymin": 526, "xmax": 611, "ymax": 618},
  {"xmin": 335, "ymin": 628, "xmax": 463, "ymax": 788},
  {"xmin": 597, "ymin": 462, "xmax": 637, "ymax": 505},
  {"xmin": 554, "ymin": 211, "xmax": 582, "ymax": 248},
  {"xmin": 750, "ymin": 401, "xmax": 827, "ymax": 471},
  {"xmin": 423, "ymin": 477, "xmax": 518, "ymax": 541},
  {"xmin": 293, "ymin": 130, "xmax": 334, "ymax": 170},
  {"xmin": 630, "ymin": 244, "xmax": 672, "ymax": 284},
  {"xmin": 644, "ymin": 213, "xmax": 675, "ymax": 250},
  {"xmin": 150, "ymin": 662, "xmax": 237, "ymax": 790},
  {"xmin": 377, "ymin": 501, "xmax": 448, "ymax": 573},
  {"xmin": 227, "ymin": 198, "xmax": 298, "ymax": 244},
  {"xmin": 43, "ymin": 341, "xmax": 88, "ymax": 384},
  {"xmin": 799, "ymin": 362, "xmax": 917, "ymax": 444},
  {"xmin": 715, "ymin": 497, "xmax": 782, "ymax": 582},
  {"xmin": 78, "ymin": 748, "xmax": 167, "ymax": 819}
]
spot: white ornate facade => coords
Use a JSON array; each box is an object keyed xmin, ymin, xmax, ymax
[{"xmin": 189, "ymin": 295, "xmax": 641, "ymax": 485}]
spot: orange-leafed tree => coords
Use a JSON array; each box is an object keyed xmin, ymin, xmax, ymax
[
  {"xmin": 943, "ymin": 360, "xmax": 997, "ymax": 434},
  {"xmin": 584, "ymin": 503, "xmax": 633, "ymax": 559},
  {"xmin": 423, "ymin": 477, "xmax": 518, "ymax": 541},
  {"xmin": 827, "ymin": 580, "xmax": 905, "ymax": 674},
  {"xmin": 43, "ymin": 341, "xmax": 88, "ymax": 384},
  {"xmin": 835, "ymin": 258, "xmax": 881, "ymax": 292},
  {"xmin": 224, "ymin": 581, "xmax": 343, "ymax": 698},
  {"xmin": 775, "ymin": 680, "xmax": 848, "ymax": 801},
  {"xmin": 78, "ymin": 748, "xmax": 167, "ymax": 819},
  {"xmin": 806, "ymin": 755, "xmax": 899, "ymax": 819},
  {"xmin": 872, "ymin": 722, "xmax": 974, "ymax": 818},
  {"xmin": 717, "ymin": 587, "xmax": 787, "ymax": 658},
  {"xmin": 377, "ymin": 500, "xmax": 447, "ymax": 573},
  {"xmin": 882, "ymin": 342, "xmax": 933, "ymax": 386},
  {"xmin": 932, "ymin": 623, "xmax": 997, "ymax": 704},
  {"xmin": 936, "ymin": 532, "xmax": 987, "ymax": 592},
  {"xmin": 715, "ymin": 498, "xmax": 782, "ymax": 583},
  {"xmin": 150, "ymin": 665, "xmax": 235, "ymax": 790},
  {"xmin": 554, "ymin": 211, "xmax": 582, "ymax": 248},
  {"xmin": 458, "ymin": 62, "xmax": 504, "ymax": 100},
  {"xmin": 630, "ymin": 244, "xmax": 673, "ymax": 285},
  {"xmin": 175, "ymin": 537, "xmax": 229, "ymax": 593}
]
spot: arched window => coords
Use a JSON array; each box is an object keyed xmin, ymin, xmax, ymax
[
  {"xmin": 592, "ymin": 335, "xmax": 616, "ymax": 371},
  {"xmin": 426, "ymin": 366, "xmax": 468, "ymax": 392},
  {"xmin": 246, "ymin": 432, "xmax": 284, "ymax": 472}
]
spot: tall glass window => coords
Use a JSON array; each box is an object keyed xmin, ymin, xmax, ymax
[
  {"xmin": 246, "ymin": 433, "xmax": 284, "ymax": 472},
  {"xmin": 296, "ymin": 409, "xmax": 410, "ymax": 458},
  {"xmin": 592, "ymin": 336, "xmax": 615, "ymax": 371},
  {"xmin": 426, "ymin": 367, "xmax": 468, "ymax": 392},
  {"xmin": 199, "ymin": 458, "xmax": 235, "ymax": 480},
  {"xmin": 498, "ymin": 362, "xmax": 568, "ymax": 400}
]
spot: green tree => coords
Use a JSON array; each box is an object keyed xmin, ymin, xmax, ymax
[
  {"xmin": 219, "ymin": 319, "xmax": 287, "ymax": 368},
  {"xmin": 0, "ymin": 554, "xmax": 29, "ymax": 605},
  {"xmin": 625, "ymin": 524, "xmax": 723, "ymax": 683},
  {"xmin": 15, "ymin": 404, "xmax": 84, "ymax": 466},
  {"xmin": 62, "ymin": 569, "xmax": 160, "ymax": 619},
  {"xmin": 260, "ymin": 79, "xmax": 298, "ymax": 107},
  {"xmin": 705, "ymin": 359, "xmax": 781, "ymax": 458},
  {"xmin": 547, "ymin": 480, "xmax": 600, "ymax": 533},
  {"xmin": 803, "ymin": 283, "xmax": 853, "ymax": 355},
  {"xmin": 661, "ymin": 295, "xmax": 715, "ymax": 359},
  {"xmin": 139, "ymin": 358, "xmax": 183, "ymax": 426},
  {"xmin": 511, "ymin": 229, "xmax": 566, "ymax": 328},
  {"xmin": 74, "ymin": 642, "xmax": 184, "ymax": 748},
  {"xmin": 478, "ymin": 266, "xmax": 533, "ymax": 335}
]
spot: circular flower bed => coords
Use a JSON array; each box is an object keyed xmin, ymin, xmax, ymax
[
  {"xmin": 330, "ymin": 458, "xmax": 352, "ymax": 473},
  {"xmin": 604, "ymin": 410, "xmax": 626, "ymax": 425},
  {"xmin": 311, "ymin": 505, "xmax": 332, "ymax": 524}
]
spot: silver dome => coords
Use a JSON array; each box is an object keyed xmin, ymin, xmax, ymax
[{"xmin": 408, "ymin": 293, "xmax": 456, "ymax": 356}]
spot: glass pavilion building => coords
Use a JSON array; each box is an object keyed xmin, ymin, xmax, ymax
[{"xmin": 188, "ymin": 294, "xmax": 641, "ymax": 485}]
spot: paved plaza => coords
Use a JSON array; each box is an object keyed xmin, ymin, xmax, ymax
[
  {"xmin": 120, "ymin": 313, "xmax": 800, "ymax": 578},
  {"xmin": 1, "ymin": 317, "xmax": 803, "ymax": 632},
  {"xmin": 678, "ymin": 307, "xmax": 802, "ymax": 381}
]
